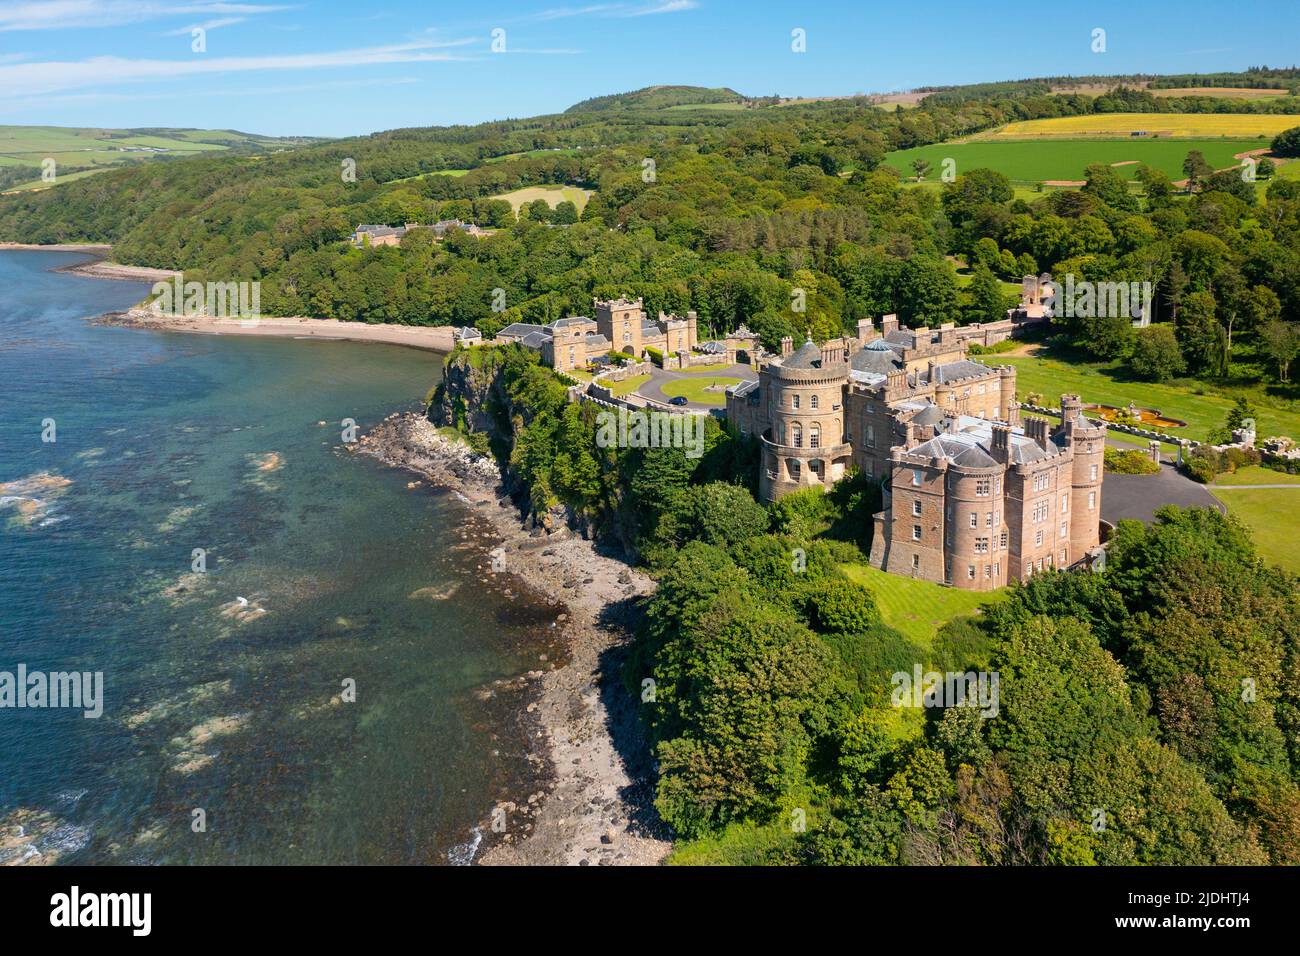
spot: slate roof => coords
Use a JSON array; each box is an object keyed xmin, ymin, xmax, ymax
[
  {"xmin": 498, "ymin": 322, "xmax": 547, "ymax": 338},
  {"xmin": 906, "ymin": 415, "xmax": 1064, "ymax": 469},
  {"xmin": 783, "ymin": 339, "xmax": 828, "ymax": 370}
]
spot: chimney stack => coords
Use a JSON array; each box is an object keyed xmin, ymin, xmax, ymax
[
  {"xmin": 991, "ymin": 423, "xmax": 1012, "ymax": 463},
  {"xmin": 781, "ymin": 335, "xmax": 793, "ymax": 357},
  {"xmin": 881, "ymin": 314, "xmax": 899, "ymax": 336}
]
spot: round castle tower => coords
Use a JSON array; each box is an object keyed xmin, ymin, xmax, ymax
[
  {"xmin": 759, "ymin": 339, "xmax": 851, "ymax": 501},
  {"xmin": 1060, "ymin": 394, "xmax": 1105, "ymax": 559}
]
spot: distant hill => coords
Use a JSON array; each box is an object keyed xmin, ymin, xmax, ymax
[
  {"xmin": 0, "ymin": 126, "xmax": 322, "ymax": 193},
  {"xmin": 564, "ymin": 85, "xmax": 747, "ymax": 113}
]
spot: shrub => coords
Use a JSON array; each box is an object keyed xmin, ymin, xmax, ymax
[{"xmin": 1104, "ymin": 447, "xmax": 1160, "ymax": 475}]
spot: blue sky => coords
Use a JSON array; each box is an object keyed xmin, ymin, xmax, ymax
[{"xmin": 1, "ymin": 0, "xmax": 1297, "ymax": 137}]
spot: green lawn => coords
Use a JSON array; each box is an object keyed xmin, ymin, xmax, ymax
[
  {"xmin": 840, "ymin": 563, "xmax": 1006, "ymax": 647},
  {"xmin": 1208, "ymin": 477, "xmax": 1300, "ymax": 574},
  {"xmin": 885, "ymin": 138, "xmax": 1262, "ymax": 186},
  {"xmin": 606, "ymin": 373, "xmax": 651, "ymax": 397},
  {"xmin": 998, "ymin": 353, "xmax": 1300, "ymax": 443},
  {"xmin": 490, "ymin": 185, "xmax": 592, "ymax": 216},
  {"xmin": 1213, "ymin": 464, "xmax": 1300, "ymax": 487},
  {"xmin": 658, "ymin": 376, "xmax": 744, "ymax": 406}
]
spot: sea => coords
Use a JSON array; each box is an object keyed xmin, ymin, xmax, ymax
[{"xmin": 0, "ymin": 250, "xmax": 556, "ymax": 864}]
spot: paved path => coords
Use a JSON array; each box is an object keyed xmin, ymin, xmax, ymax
[{"xmin": 1102, "ymin": 462, "xmax": 1226, "ymax": 526}]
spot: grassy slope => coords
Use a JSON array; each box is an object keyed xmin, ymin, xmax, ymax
[
  {"xmin": 840, "ymin": 563, "xmax": 1006, "ymax": 647},
  {"xmin": 1209, "ymin": 468, "xmax": 1300, "ymax": 573}
]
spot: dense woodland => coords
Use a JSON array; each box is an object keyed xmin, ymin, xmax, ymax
[
  {"xmin": 440, "ymin": 343, "xmax": 1300, "ymax": 864},
  {"xmin": 3, "ymin": 71, "xmax": 1300, "ymax": 403}
]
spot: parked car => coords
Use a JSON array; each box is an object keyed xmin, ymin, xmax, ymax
[{"xmin": 668, "ymin": 396, "xmax": 689, "ymax": 406}]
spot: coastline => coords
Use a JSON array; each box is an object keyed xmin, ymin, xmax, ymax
[
  {"xmin": 99, "ymin": 307, "xmax": 456, "ymax": 352},
  {"xmin": 357, "ymin": 413, "xmax": 672, "ymax": 866}
]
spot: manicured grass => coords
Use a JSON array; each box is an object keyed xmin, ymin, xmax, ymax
[
  {"xmin": 658, "ymin": 376, "xmax": 745, "ymax": 406},
  {"xmin": 987, "ymin": 113, "xmax": 1300, "ymax": 139},
  {"xmin": 840, "ymin": 563, "xmax": 1006, "ymax": 647},
  {"xmin": 1208, "ymin": 482, "xmax": 1300, "ymax": 574},
  {"xmin": 490, "ymin": 185, "xmax": 592, "ymax": 216},
  {"xmin": 679, "ymin": 362, "xmax": 736, "ymax": 373},
  {"xmin": 1213, "ymin": 465, "xmax": 1300, "ymax": 486},
  {"xmin": 885, "ymin": 138, "xmax": 1261, "ymax": 186},
  {"xmin": 606, "ymin": 373, "xmax": 651, "ymax": 397},
  {"xmin": 998, "ymin": 353, "xmax": 1300, "ymax": 443}
]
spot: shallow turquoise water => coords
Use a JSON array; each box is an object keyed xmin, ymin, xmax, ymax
[{"xmin": 0, "ymin": 251, "xmax": 553, "ymax": 864}]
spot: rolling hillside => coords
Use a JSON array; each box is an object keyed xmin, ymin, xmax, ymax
[{"xmin": 0, "ymin": 126, "xmax": 321, "ymax": 193}]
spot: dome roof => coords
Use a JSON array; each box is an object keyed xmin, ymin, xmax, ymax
[{"xmin": 783, "ymin": 339, "xmax": 826, "ymax": 370}]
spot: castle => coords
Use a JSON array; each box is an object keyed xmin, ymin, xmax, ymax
[
  {"xmin": 725, "ymin": 314, "xmax": 1104, "ymax": 590},
  {"xmin": 496, "ymin": 297, "xmax": 702, "ymax": 373}
]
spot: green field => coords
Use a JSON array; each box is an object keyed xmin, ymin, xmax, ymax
[
  {"xmin": 0, "ymin": 125, "xmax": 314, "ymax": 191},
  {"xmin": 998, "ymin": 353, "xmax": 1300, "ymax": 443},
  {"xmin": 490, "ymin": 185, "xmax": 592, "ymax": 216},
  {"xmin": 657, "ymin": 376, "xmax": 744, "ymax": 406},
  {"xmin": 840, "ymin": 563, "xmax": 1006, "ymax": 646},
  {"xmin": 885, "ymin": 138, "xmax": 1262, "ymax": 186}
]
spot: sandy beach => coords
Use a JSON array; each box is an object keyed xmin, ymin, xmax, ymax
[
  {"xmin": 101, "ymin": 307, "xmax": 456, "ymax": 352},
  {"xmin": 357, "ymin": 413, "xmax": 672, "ymax": 866}
]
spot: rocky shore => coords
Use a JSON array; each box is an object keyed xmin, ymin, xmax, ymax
[{"xmin": 356, "ymin": 413, "xmax": 671, "ymax": 866}]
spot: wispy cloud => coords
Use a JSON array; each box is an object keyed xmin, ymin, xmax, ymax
[
  {"xmin": 0, "ymin": 2, "xmax": 288, "ymax": 32},
  {"xmin": 163, "ymin": 15, "xmax": 246, "ymax": 35},
  {"xmin": 521, "ymin": 1, "xmax": 697, "ymax": 21},
  {"xmin": 0, "ymin": 40, "xmax": 475, "ymax": 97}
]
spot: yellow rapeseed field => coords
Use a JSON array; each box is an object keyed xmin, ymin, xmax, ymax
[{"xmin": 989, "ymin": 112, "xmax": 1300, "ymax": 139}]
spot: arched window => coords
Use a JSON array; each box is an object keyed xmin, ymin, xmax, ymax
[
  {"xmin": 811, "ymin": 394, "xmax": 819, "ymax": 409},
  {"xmin": 792, "ymin": 423, "xmax": 803, "ymax": 448}
]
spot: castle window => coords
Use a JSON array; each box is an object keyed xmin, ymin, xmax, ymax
[
  {"xmin": 792, "ymin": 395, "xmax": 800, "ymax": 410},
  {"xmin": 1024, "ymin": 561, "xmax": 1033, "ymax": 578},
  {"xmin": 912, "ymin": 499, "xmax": 922, "ymax": 517},
  {"xmin": 789, "ymin": 459, "xmax": 801, "ymax": 478},
  {"xmin": 1090, "ymin": 464, "xmax": 1098, "ymax": 480},
  {"xmin": 911, "ymin": 554, "xmax": 920, "ymax": 570},
  {"xmin": 976, "ymin": 479, "xmax": 990, "ymax": 496},
  {"xmin": 864, "ymin": 424, "xmax": 875, "ymax": 448},
  {"xmin": 1060, "ymin": 521, "xmax": 1067, "ymax": 538},
  {"xmin": 995, "ymin": 477, "xmax": 1002, "ymax": 494},
  {"xmin": 792, "ymin": 423, "xmax": 803, "ymax": 448},
  {"xmin": 1035, "ymin": 530, "xmax": 1044, "ymax": 547},
  {"xmin": 969, "ymin": 512, "xmax": 977, "ymax": 528},
  {"xmin": 913, "ymin": 525, "xmax": 922, "ymax": 541},
  {"xmin": 968, "ymin": 564, "xmax": 976, "ymax": 579},
  {"xmin": 912, "ymin": 470, "xmax": 921, "ymax": 486},
  {"xmin": 1088, "ymin": 491, "xmax": 1096, "ymax": 510},
  {"xmin": 985, "ymin": 565, "xmax": 992, "ymax": 579},
  {"xmin": 1060, "ymin": 550, "xmax": 1067, "ymax": 565},
  {"xmin": 986, "ymin": 512, "xmax": 993, "ymax": 527},
  {"xmin": 1000, "ymin": 532, "xmax": 1007, "ymax": 549},
  {"xmin": 975, "ymin": 537, "xmax": 989, "ymax": 554},
  {"xmin": 1061, "ymin": 495, "xmax": 1068, "ymax": 513},
  {"xmin": 810, "ymin": 424, "xmax": 821, "ymax": 449},
  {"xmin": 810, "ymin": 395, "xmax": 819, "ymax": 409}
]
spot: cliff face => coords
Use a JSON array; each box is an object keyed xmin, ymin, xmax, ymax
[{"xmin": 429, "ymin": 346, "xmax": 587, "ymax": 535}]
